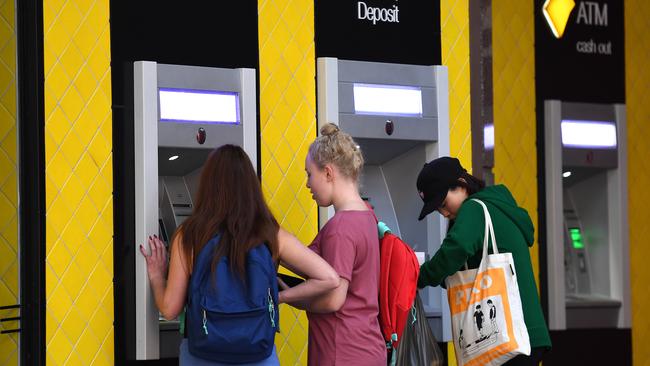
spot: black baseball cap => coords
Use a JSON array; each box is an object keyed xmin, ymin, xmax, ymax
[{"xmin": 416, "ymin": 157, "xmax": 466, "ymax": 220}]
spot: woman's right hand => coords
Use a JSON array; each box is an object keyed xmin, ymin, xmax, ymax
[
  {"xmin": 139, "ymin": 235, "xmax": 168, "ymax": 282},
  {"xmin": 276, "ymin": 228, "xmax": 340, "ymax": 309}
]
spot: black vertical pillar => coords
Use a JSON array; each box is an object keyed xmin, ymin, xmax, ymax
[{"xmin": 17, "ymin": 0, "xmax": 46, "ymax": 364}]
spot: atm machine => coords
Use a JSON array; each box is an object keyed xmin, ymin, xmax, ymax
[
  {"xmin": 133, "ymin": 61, "xmax": 257, "ymax": 359},
  {"xmin": 317, "ymin": 58, "xmax": 452, "ymax": 342},
  {"xmin": 544, "ymin": 101, "xmax": 630, "ymax": 330}
]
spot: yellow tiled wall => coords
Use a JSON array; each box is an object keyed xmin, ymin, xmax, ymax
[
  {"xmin": 0, "ymin": 0, "xmax": 18, "ymax": 364},
  {"xmin": 492, "ymin": 1, "xmax": 539, "ymax": 279},
  {"xmin": 43, "ymin": 0, "xmax": 113, "ymax": 364},
  {"xmin": 440, "ymin": 1, "xmax": 472, "ymax": 363},
  {"xmin": 258, "ymin": 0, "xmax": 317, "ymax": 364},
  {"xmin": 441, "ymin": 0, "xmax": 472, "ymax": 170},
  {"xmin": 625, "ymin": 1, "xmax": 650, "ymax": 364}
]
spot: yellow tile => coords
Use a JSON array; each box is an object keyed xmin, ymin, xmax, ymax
[
  {"xmin": 60, "ymin": 87, "xmax": 85, "ymax": 124},
  {"xmin": 0, "ymin": 188, "xmax": 14, "ymax": 226},
  {"xmin": 45, "ymin": 250, "xmax": 59, "ymax": 295},
  {"xmin": 48, "ymin": 327, "xmax": 74, "ymax": 366},
  {"xmin": 60, "ymin": 43, "xmax": 84, "ymax": 81},
  {"xmin": 46, "ymin": 311, "xmax": 59, "ymax": 345},
  {"xmin": 75, "ymin": 195, "xmax": 99, "ymax": 233},
  {"xmin": 0, "ymin": 215, "xmax": 18, "ymax": 247},
  {"xmin": 46, "ymin": 61, "xmax": 73, "ymax": 102},
  {"xmin": 0, "ymin": 242, "xmax": 18, "ymax": 282},
  {"xmin": 75, "ymin": 328, "xmax": 101, "ymax": 365},
  {"xmin": 63, "ymin": 352, "xmax": 84, "ymax": 366},
  {"xmin": 46, "ymin": 353, "xmax": 56, "ymax": 366},
  {"xmin": 61, "ymin": 305, "xmax": 86, "ymax": 343},
  {"xmin": 87, "ymin": 134, "xmax": 110, "ymax": 174},
  {"xmin": 93, "ymin": 346, "xmax": 113, "ymax": 366},
  {"xmin": 47, "ymin": 240, "xmax": 72, "ymax": 286},
  {"xmin": 74, "ymin": 65, "xmax": 99, "ymax": 102},
  {"xmin": 60, "ymin": 168, "xmax": 85, "ymax": 210},
  {"xmin": 57, "ymin": 1, "xmax": 83, "ymax": 37},
  {"xmin": 0, "ymin": 86, "xmax": 16, "ymax": 119},
  {"xmin": 86, "ymin": 85, "xmax": 110, "ymax": 122},
  {"xmin": 61, "ymin": 262, "xmax": 85, "ymax": 302},
  {"xmin": 0, "ymin": 344, "xmax": 18, "ymax": 365},
  {"xmin": 74, "ymin": 236, "xmax": 99, "ymax": 275},
  {"xmin": 100, "ymin": 283, "xmax": 114, "ymax": 314},
  {"xmin": 74, "ymin": 152, "xmax": 100, "ymax": 188},
  {"xmin": 261, "ymin": 115, "xmax": 285, "ymax": 150},
  {"xmin": 100, "ymin": 195, "xmax": 113, "ymax": 226},
  {"xmin": 286, "ymin": 159, "xmax": 307, "ymax": 196},
  {"xmin": 260, "ymin": 43, "xmax": 282, "ymax": 76},
  {"xmin": 89, "ymin": 307, "xmax": 112, "ymax": 342},
  {"xmin": 283, "ymin": 202, "xmax": 305, "ymax": 234},
  {"xmin": 270, "ymin": 180, "xmax": 295, "ymax": 219},
  {"xmin": 47, "ymin": 193, "xmax": 74, "ymax": 237},
  {"xmin": 74, "ymin": 283, "xmax": 100, "ymax": 321},
  {"xmin": 99, "ymin": 117, "xmax": 112, "ymax": 146},
  {"xmin": 47, "ymin": 286, "xmax": 73, "ymax": 326},
  {"xmin": 88, "ymin": 216, "xmax": 110, "ymax": 254},
  {"xmin": 86, "ymin": 0, "xmax": 109, "ymax": 34},
  {"xmin": 88, "ymin": 263, "xmax": 111, "ymax": 298},
  {"xmin": 100, "ymin": 246, "xmax": 113, "ymax": 281},
  {"xmin": 46, "ymin": 106, "xmax": 72, "ymax": 147},
  {"xmin": 272, "ymin": 139, "xmax": 294, "ymax": 174}
]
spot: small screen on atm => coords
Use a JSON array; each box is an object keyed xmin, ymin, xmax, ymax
[{"xmin": 569, "ymin": 227, "xmax": 584, "ymax": 249}]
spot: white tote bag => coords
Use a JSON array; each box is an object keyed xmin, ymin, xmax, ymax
[{"xmin": 445, "ymin": 199, "xmax": 530, "ymax": 366}]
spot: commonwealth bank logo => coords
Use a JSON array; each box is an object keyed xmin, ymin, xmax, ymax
[{"xmin": 543, "ymin": 0, "xmax": 576, "ymax": 38}]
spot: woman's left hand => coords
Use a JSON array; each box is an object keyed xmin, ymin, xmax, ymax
[{"xmin": 140, "ymin": 235, "xmax": 168, "ymax": 282}]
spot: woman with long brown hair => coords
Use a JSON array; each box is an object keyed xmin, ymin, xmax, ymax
[{"xmin": 141, "ymin": 144, "xmax": 339, "ymax": 365}]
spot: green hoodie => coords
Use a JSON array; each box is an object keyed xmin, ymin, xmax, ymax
[{"xmin": 418, "ymin": 185, "xmax": 552, "ymax": 349}]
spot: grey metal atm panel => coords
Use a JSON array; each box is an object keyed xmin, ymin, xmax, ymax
[
  {"xmin": 336, "ymin": 60, "xmax": 439, "ymax": 141},
  {"xmin": 317, "ymin": 57, "xmax": 451, "ymax": 341},
  {"xmin": 544, "ymin": 100, "xmax": 630, "ymax": 331},
  {"xmin": 156, "ymin": 64, "xmax": 245, "ymax": 150},
  {"xmin": 134, "ymin": 61, "xmax": 257, "ymax": 359}
]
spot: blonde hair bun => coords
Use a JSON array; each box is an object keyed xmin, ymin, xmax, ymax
[{"xmin": 320, "ymin": 123, "xmax": 340, "ymax": 136}]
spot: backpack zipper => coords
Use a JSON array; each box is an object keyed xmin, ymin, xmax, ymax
[
  {"xmin": 267, "ymin": 288, "xmax": 276, "ymax": 328},
  {"xmin": 202, "ymin": 309, "xmax": 209, "ymax": 335}
]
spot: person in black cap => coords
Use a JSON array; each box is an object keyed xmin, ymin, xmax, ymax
[{"xmin": 415, "ymin": 157, "xmax": 551, "ymax": 366}]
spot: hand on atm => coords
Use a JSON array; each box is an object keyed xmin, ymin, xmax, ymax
[{"xmin": 140, "ymin": 234, "xmax": 169, "ymax": 282}]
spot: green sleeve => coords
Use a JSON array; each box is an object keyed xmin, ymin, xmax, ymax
[{"xmin": 417, "ymin": 201, "xmax": 484, "ymax": 288}]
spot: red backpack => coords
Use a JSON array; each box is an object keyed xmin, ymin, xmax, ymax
[
  {"xmin": 378, "ymin": 230, "xmax": 420, "ymax": 351},
  {"xmin": 370, "ymin": 209, "xmax": 420, "ymax": 352}
]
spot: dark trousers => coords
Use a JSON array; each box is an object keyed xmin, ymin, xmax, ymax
[{"xmin": 503, "ymin": 347, "xmax": 549, "ymax": 366}]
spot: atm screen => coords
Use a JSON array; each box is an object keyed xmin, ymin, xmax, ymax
[
  {"xmin": 569, "ymin": 227, "xmax": 584, "ymax": 249},
  {"xmin": 158, "ymin": 88, "xmax": 240, "ymax": 125}
]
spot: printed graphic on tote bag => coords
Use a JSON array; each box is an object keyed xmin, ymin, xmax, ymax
[
  {"xmin": 448, "ymin": 267, "xmax": 520, "ymax": 366},
  {"xmin": 455, "ymin": 295, "xmax": 507, "ymax": 357}
]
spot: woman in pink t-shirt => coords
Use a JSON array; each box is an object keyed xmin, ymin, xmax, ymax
[{"xmin": 278, "ymin": 123, "xmax": 386, "ymax": 366}]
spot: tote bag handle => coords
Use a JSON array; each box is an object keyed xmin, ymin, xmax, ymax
[{"xmin": 462, "ymin": 199, "xmax": 499, "ymax": 276}]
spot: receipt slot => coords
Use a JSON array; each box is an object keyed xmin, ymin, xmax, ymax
[
  {"xmin": 133, "ymin": 61, "xmax": 257, "ymax": 359},
  {"xmin": 317, "ymin": 58, "xmax": 451, "ymax": 341},
  {"xmin": 544, "ymin": 101, "xmax": 630, "ymax": 330}
]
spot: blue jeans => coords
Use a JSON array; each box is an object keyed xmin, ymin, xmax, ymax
[{"xmin": 179, "ymin": 339, "xmax": 280, "ymax": 366}]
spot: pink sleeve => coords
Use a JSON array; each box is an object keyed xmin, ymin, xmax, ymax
[{"xmin": 320, "ymin": 230, "xmax": 356, "ymax": 282}]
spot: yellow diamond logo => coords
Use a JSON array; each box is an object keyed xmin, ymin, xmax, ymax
[{"xmin": 543, "ymin": 0, "xmax": 576, "ymax": 38}]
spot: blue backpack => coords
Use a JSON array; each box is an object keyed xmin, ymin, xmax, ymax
[{"xmin": 186, "ymin": 234, "xmax": 279, "ymax": 363}]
